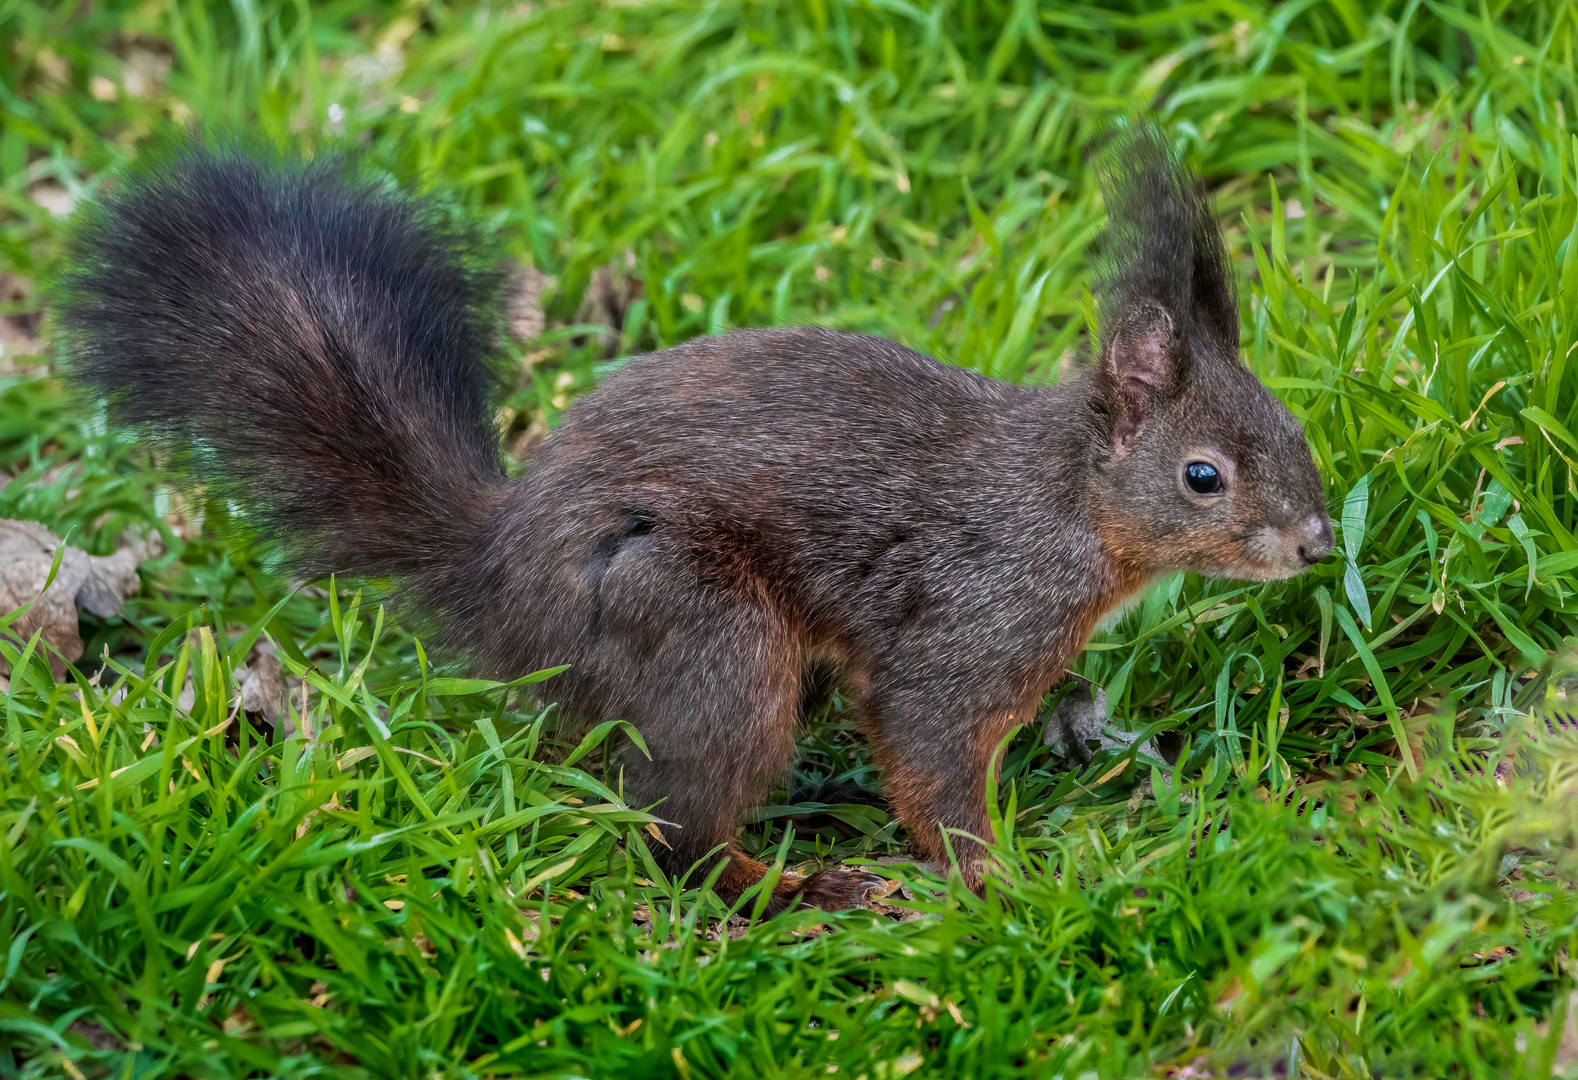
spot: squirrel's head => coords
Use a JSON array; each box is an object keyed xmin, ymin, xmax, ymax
[{"xmin": 1083, "ymin": 125, "xmax": 1332, "ymax": 582}]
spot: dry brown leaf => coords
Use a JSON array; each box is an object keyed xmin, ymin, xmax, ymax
[
  {"xmin": 235, "ymin": 638, "xmax": 291, "ymax": 727},
  {"xmin": 505, "ymin": 261, "xmax": 550, "ymax": 343},
  {"xmin": 159, "ymin": 630, "xmax": 302, "ymax": 730},
  {"xmin": 221, "ymin": 1006, "xmax": 255, "ymax": 1037},
  {"xmin": 0, "ymin": 274, "xmax": 41, "ymax": 372},
  {"xmin": 575, "ymin": 251, "xmax": 642, "ymax": 357},
  {"xmin": 0, "ymin": 520, "xmax": 162, "ymax": 677},
  {"xmin": 121, "ymin": 41, "xmax": 171, "ymax": 100},
  {"xmin": 1043, "ymin": 678, "xmax": 1161, "ymax": 766},
  {"xmin": 65, "ymin": 1019, "xmax": 120, "ymax": 1052},
  {"xmin": 1525, "ymin": 989, "xmax": 1578, "ymax": 1067},
  {"xmin": 161, "ymin": 486, "xmax": 205, "ymax": 541},
  {"xmin": 702, "ymin": 913, "xmax": 752, "ymax": 942},
  {"xmin": 30, "ymin": 181, "xmax": 74, "ymax": 219}
]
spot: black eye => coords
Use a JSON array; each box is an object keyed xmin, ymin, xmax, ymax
[{"xmin": 1185, "ymin": 461, "xmax": 1222, "ymax": 495}]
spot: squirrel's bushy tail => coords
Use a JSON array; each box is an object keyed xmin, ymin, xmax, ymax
[{"xmin": 56, "ymin": 141, "xmax": 508, "ymax": 619}]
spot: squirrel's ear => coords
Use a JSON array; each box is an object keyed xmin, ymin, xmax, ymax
[{"xmin": 1103, "ymin": 299, "xmax": 1180, "ymax": 450}]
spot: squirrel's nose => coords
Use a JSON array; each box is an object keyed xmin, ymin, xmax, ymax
[{"xmin": 1295, "ymin": 514, "xmax": 1334, "ymax": 565}]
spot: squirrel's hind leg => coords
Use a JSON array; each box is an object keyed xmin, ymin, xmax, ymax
[{"xmin": 603, "ymin": 593, "xmax": 887, "ymax": 915}]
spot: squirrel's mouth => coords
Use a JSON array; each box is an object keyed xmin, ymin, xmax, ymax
[
  {"xmin": 1223, "ymin": 559, "xmax": 1300, "ymax": 582},
  {"xmin": 1197, "ymin": 557, "xmax": 1289, "ymax": 582},
  {"xmin": 1229, "ymin": 524, "xmax": 1327, "ymax": 581},
  {"xmin": 1175, "ymin": 544, "xmax": 1306, "ymax": 582}
]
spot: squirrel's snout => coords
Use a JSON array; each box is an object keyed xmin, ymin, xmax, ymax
[{"xmin": 1295, "ymin": 515, "xmax": 1335, "ymax": 566}]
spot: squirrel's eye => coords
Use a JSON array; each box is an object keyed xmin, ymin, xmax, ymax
[{"xmin": 1184, "ymin": 461, "xmax": 1222, "ymax": 495}]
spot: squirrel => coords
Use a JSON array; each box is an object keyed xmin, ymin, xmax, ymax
[{"xmin": 54, "ymin": 126, "xmax": 1333, "ymax": 914}]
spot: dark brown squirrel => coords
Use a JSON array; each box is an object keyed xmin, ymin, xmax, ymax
[{"xmin": 54, "ymin": 125, "xmax": 1333, "ymax": 913}]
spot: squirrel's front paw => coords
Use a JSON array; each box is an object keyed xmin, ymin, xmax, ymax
[{"xmin": 794, "ymin": 868, "xmax": 895, "ymax": 912}]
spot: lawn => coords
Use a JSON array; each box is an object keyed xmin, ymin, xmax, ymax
[{"xmin": 3, "ymin": 0, "xmax": 1578, "ymax": 1076}]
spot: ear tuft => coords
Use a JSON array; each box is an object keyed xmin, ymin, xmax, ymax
[{"xmin": 1092, "ymin": 120, "xmax": 1241, "ymax": 369}]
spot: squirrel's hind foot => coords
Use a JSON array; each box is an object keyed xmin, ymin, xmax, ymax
[
  {"xmin": 783, "ymin": 867, "xmax": 895, "ymax": 913},
  {"xmin": 706, "ymin": 849, "xmax": 895, "ymax": 916}
]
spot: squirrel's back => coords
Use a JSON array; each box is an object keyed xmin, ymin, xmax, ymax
[{"xmin": 548, "ymin": 326, "xmax": 1039, "ymax": 477}]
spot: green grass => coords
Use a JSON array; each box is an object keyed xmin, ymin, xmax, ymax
[{"xmin": 4, "ymin": 0, "xmax": 1578, "ymax": 1076}]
